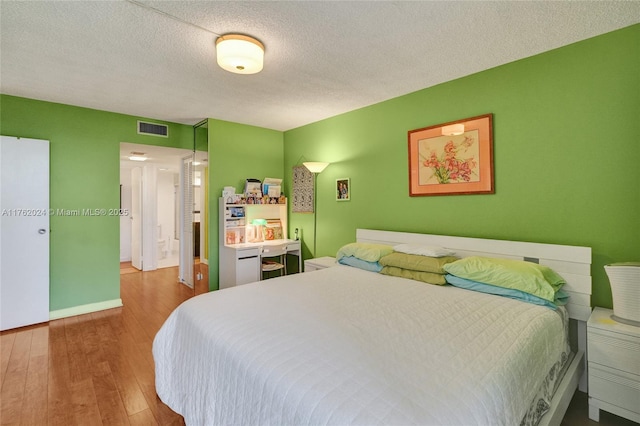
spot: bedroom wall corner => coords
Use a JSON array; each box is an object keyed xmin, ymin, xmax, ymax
[
  {"xmin": 283, "ymin": 24, "xmax": 640, "ymax": 309},
  {"xmin": 207, "ymin": 118, "xmax": 285, "ymax": 291},
  {"xmin": 0, "ymin": 95, "xmax": 194, "ymax": 311}
]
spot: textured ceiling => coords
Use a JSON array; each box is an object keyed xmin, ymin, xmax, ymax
[{"xmin": 1, "ymin": 1, "xmax": 638, "ymax": 131}]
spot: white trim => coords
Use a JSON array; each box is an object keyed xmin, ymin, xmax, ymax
[
  {"xmin": 142, "ymin": 165, "xmax": 158, "ymax": 271},
  {"xmin": 356, "ymin": 229, "xmax": 591, "ymax": 263},
  {"xmin": 49, "ymin": 298, "xmax": 123, "ymax": 320}
]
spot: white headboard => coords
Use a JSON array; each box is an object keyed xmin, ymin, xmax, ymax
[{"xmin": 356, "ymin": 229, "xmax": 592, "ymax": 322}]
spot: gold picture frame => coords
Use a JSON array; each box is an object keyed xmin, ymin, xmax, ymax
[
  {"xmin": 408, "ymin": 114, "xmax": 493, "ymax": 196},
  {"xmin": 336, "ymin": 178, "xmax": 350, "ymax": 201}
]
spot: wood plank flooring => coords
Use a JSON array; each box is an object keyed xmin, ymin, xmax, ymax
[
  {"xmin": 1, "ymin": 261, "xmax": 634, "ymax": 425},
  {"xmin": 1, "ymin": 264, "xmax": 209, "ymax": 425}
]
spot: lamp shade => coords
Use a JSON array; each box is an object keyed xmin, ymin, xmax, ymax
[
  {"xmin": 442, "ymin": 123, "xmax": 465, "ymax": 136},
  {"xmin": 216, "ymin": 34, "xmax": 264, "ymax": 74},
  {"xmin": 303, "ymin": 162, "xmax": 329, "ymax": 173}
]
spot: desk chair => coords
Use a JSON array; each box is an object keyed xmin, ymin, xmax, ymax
[{"xmin": 260, "ymin": 243, "xmax": 287, "ymax": 280}]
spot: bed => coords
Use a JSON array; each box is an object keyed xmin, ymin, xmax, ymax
[{"xmin": 153, "ymin": 229, "xmax": 592, "ymax": 425}]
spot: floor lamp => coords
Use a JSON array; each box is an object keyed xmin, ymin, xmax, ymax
[{"xmin": 303, "ymin": 162, "xmax": 329, "ymax": 258}]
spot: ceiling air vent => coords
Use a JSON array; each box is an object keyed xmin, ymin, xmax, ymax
[{"xmin": 137, "ymin": 121, "xmax": 168, "ymax": 137}]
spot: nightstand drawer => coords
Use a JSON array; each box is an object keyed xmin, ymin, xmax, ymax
[
  {"xmin": 589, "ymin": 363, "xmax": 640, "ymax": 415},
  {"xmin": 588, "ymin": 328, "xmax": 640, "ymax": 376},
  {"xmin": 304, "ymin": 256, "xmax": 337, "ymax": 272}
]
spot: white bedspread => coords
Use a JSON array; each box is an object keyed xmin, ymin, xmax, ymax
[{"xmin": 153, "ymin": 265, "xmax": 567, "ymax": 426}]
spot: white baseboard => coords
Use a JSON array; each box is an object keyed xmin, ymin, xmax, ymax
[
  {"xmin": 201, "ymin": 258, "xmax": 209, "ymax": 265},
  {"xmin": 49, "ymin": 298, "xmax": 123, "ymax": 320}
]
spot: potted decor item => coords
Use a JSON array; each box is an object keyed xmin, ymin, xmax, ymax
[{"xmin": 605, "ymin": 262, "xmax": 640, "ymax": 326}]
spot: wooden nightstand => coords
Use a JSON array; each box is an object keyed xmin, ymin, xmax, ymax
[
  {"xmin": 304, "ymin": 256, "xmax": 337, "ymax": 272},
  {"xmin": 587, "ymin": 307, "xmax": 640, "ymax": 423}
]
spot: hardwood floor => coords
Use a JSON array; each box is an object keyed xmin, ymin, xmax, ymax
[
  {"xmin": 1, "ymin": 264, "xmax": 208, "ymax": 425},
  {"xmin": 0, "ymin": 263, "xmax": 633, "ymax": 425}
]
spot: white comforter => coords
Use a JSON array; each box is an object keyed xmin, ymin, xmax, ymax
[{"xmin": 153, "ymin": 265, "xmax": 566, "ymax": 426}]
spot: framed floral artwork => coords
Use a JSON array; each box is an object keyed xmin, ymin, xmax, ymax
[
  {"xmin": 408, "ymin": 114, "xmax": 493, "ymax": 196},
  {"xmin": 336, "ymin": 178, "xmax": 350, "ymax": 201}
]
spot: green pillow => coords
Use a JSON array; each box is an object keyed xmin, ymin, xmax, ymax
[
  {"xmin": 443, "ymin": 256, "xmax": 566, "ymax": 302},
  {"xmin": 380, "ymin": 266, "xmax": 447, "ymax": 285},
  {"xmin": 379, "ymin": 252, "xmax": 458, "ymax": 274},
  {"xmin": 336, "ymin": 242, "xmax": 393, "ymax": 263}
]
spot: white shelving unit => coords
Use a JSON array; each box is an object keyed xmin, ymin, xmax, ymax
[
  {"xmin": 220, "ymin": 199, "xmax": 288, "ymax": 245},
  {"xmin": 219, "ymin": 198, "xmax": 294, "ymax": 289}
]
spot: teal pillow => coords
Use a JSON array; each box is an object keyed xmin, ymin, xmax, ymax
[
  {"xmin": 338, "ymin": 256, "xmax": 383, "ymax": 273},
  {"xmin": 445, "ymin": 274, "xmax": 568, "ymax": 309},
  {"xmin": 443, "ymin": 256, "xmax": 566, "ymax": 302},
  {"xmin": 336, "ymin": 242, "xmax": 393, "ymax": 263}
]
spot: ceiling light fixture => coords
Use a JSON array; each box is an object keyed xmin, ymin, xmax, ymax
[
  {"xmin": 216, "ymin": 34, "xmax": 264, "ymax": 74},
  {"xmin": 128, "ymin": 151, "xmax": 148, "ymax": 161},
  {"xmin": 442, "ymin": 124, "xmax": 465, "ymax": 136}
]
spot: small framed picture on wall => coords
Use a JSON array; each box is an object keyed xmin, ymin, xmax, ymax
[{"xmin": 336, "ymin": 178, "xmax": 350, "ymax": 201}]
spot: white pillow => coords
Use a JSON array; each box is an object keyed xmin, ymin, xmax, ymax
[{"xmin": 393, "ymin": 243, "xmax": 455, "ymax": 258}]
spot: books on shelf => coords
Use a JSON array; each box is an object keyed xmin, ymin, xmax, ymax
[
  {"xmin": 263, "ymin": 177, "xmax": 282, "ymax": 198},
  {"xmin": 226, "ymin": 218, "xmax": 245, "ymax": 227},
  {"xmin": 244, "ymin": 179, "xmax": 262, "ymax": 196}
]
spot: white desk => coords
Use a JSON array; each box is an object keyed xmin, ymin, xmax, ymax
[{"xmin": 219, "ymin": 239, "xmax": 301, "ymax": 289}]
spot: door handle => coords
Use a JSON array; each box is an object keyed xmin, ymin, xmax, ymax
[{"xmin": 38, "ymin": 229, "xmax": 47, "ymax": 234}]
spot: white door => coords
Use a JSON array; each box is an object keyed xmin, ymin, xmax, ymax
[
  {"xmin": 0, "ymin": 136, "xmax": 50, "ymax": 331},
  {"xmin": 179, "ymin": 154, "xmax": 194, "ymax": 288},
  {"xmin": 130, "ymin": 167, "xmax": 142, "ymax": 270}
]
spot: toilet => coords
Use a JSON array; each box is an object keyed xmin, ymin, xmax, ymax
[
  {"xmin": 158, "ymin": 238, "xmax": 167, "ymax": 259},
  {"xmin": 157, "ymin": 225, "xmax": 169, "ymax": 259}
]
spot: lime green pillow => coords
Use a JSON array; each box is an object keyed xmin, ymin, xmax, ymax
[
  {"xmin": 379, "ymin": 252, "xmax": 458, "ymax": 274},
  {"xmin": 443, "ymin": 256, "xmax": 565, "ymax": 302},
  {"xmin": 336, "ymin": 242, "xmax": 393, "ymax": 263},
  {"xmin": 380, "ymin": 266, "xmax": 447, "ymax": 285}
]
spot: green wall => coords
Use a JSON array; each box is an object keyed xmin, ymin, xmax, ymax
[
  {"xmin": 0, "ymin": 95, "xmax": 193, "ymax": 311},
  {"xmin": 1, "ymin": 24, "xmax": 637, "ymax": 311},
  {"xmin": 208, "ymin": 118, "xmax": 284, "ymax": 290},
  {"xmin": 284, "ymin": 24, "xmax": 640, "ymax": 308}
]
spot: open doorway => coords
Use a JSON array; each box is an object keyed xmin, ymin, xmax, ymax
[{"xmin": 119, "ymin": 142, "xmax": 208, "ymax": 284}]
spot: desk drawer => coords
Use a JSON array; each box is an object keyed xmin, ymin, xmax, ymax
[
  {"xmin": 236, "ymin": 248, "xmax": 260, "ymax": 260},
  {"xmin": 285, "ymin": 241, "xmax": 300, "ymax": 251}
]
